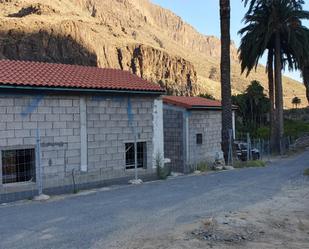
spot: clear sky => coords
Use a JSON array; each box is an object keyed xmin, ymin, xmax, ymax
[{"xmin": 151, "ymin": 0, "xmax": 309, "ymax": 82}]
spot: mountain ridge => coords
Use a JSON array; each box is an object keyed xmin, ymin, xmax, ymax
[{"xmin": 0, "ymin": 0, "xmax": 306, "ymax": 107}]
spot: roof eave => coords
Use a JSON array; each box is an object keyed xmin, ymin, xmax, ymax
[{"xmin": 0, "ymin": 84, "xmax": 165, "ymax": 95}]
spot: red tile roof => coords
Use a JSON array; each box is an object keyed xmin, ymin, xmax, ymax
[
  {"xmin": 163, "ymin": 96, "xmax": 223, "ymax": 109},
  {"xmin": 0, "ymin": 60, "xmax": 164, "ymax": 93}
]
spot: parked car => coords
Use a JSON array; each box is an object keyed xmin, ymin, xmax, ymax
[{"xmin": 234, "ymin": 141, "xmax": 260, "ymax": 161}]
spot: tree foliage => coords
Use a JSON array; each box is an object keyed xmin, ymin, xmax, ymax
[
  {"xmin": 239, "ymin": 0, "xmax": 309, "ymax": 153},
  {"xmin": 292, "ymin": 96, "xmax": 301, "ymax": 108},
  {"xmin": 199, "ymin": 93, "xmax": 216, "ymax": 100},
  {"xmin": 232, "ymin": 81, "xmax": 270, "ymax": 133}
]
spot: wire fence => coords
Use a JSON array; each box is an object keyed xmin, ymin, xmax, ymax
[
  {"xmin": 0, "ymin": 127, "xmax": 156, "ymax": 203},
  {"xmin": 1, "ymin": 126, "xmax": 306, "ymax": 204},
  {"xmin": 232, "ymin": 131, "xmax": 301, "ymax": 163}
]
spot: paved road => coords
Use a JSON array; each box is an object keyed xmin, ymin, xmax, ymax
[{"xmin": 1, "ymin": 152, "xmax": 309, "ymax": 249}]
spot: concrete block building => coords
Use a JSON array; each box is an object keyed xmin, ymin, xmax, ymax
[
  {"xmin": 163, "ymin": 96, "xmax": 236, "ymax": 173},
  {"xmin": 0, "ymin": 60, "xmax": 164, "ymax": 202}
]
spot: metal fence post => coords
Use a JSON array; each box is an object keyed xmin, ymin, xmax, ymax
[
  {"xmin": 36, "ymin": 128, "xmax": 42, "ymax": 196},
  {"xmin": 246, "ymin": 133, "xmax": 250, "ymax": 161}
]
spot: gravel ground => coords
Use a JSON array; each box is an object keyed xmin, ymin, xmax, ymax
[{"xmin": 0, "ymin": 151, "xmax": 308, "ymax": 249}]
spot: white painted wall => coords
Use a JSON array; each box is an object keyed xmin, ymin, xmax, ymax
[
  {"xmin": 232, "ymin": 110, "xmax": 236, "ymax": 140},
  {"xmin": 152, "ymin": 98, "xmax": 164, "ymax": 168}
]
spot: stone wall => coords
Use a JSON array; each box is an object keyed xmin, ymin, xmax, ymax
[
  {"xmin": 0, "ymin": 92, "xmax": 159, "ymax": 199},
  {"xmin": 188, "ymin": 111, "xmax": 222, "ymax": 165},
  {"xmin": 284, "ymin": 108, "xmax": 309, "ymax": 122}
]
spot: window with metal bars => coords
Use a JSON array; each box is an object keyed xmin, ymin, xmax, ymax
[
  {"xmin": 1, "ymin": 148, "xmax": 36, "ymax": 184},
  {"xmin": 125, "ymin": 142, "xmax": 147, "ymax": 169}
]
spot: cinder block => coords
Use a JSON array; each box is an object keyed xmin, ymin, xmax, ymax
[
  {"xmin": 59, "ymin": 99, "xmax": 73, "ymax": 107},
  {"xmin": 66, "ymin": 149, "xmax": 80, "ymax": 157},
  {"xmin": 44, "ymin": 98, "xmax": 59, "ymax": 107},
  {"xmin": 67, "ymin": 156, "xmax": 80, "ymax": 164},
  {"xmin": 0, "ymin": 98, "xmax": 13, "ymax": 106},
  {"xmin": 60, "ymin": 129, "xmax": 73, "ymax": 136},
  {"xmin": 60, "ymin": 114, "xmax": 73, "ymax": 122},
  {"xmin": 73, "ymin": 128, "xmax": 80, "ymax": 136},
  {"xmin": 0, "ymin": 138, "xmax": 7, "ymax": 146},
  {"xmin": 23, "ymin": 137, "xmax": 36, "ymax": 145},
  {"xmin": 106, "ymin": 108, "xmax": 116, "ymax": 114},
  {"xmin": 40, "ymin": 136, "xmax": 54, "ymax": 144},
  {"xmin": 7, "ymin": 122, "xmax": 22, "ymax": 130},
  {"xmin": 106, "ymin": 134, "xmax": 117, "ymax": 141},
  {"xmin": 0, "ymin": 107, "xmax": 6, "ymax": 114},
  {"xmin": 93, "ymin": 120, "xmax": 105, "ymax": 128},
  {"xmin": 67, "ymin": 142, "xmax": 80, "ymax": 150},
  {"xmin": 46, "ymin": 114, "xmax": 60, "ymax": 122},
  {"xmin": 106, "ymin": 146, "xmax": 118, "ymax": 154},
  {"xmin": 99, "ymin": 114, "xmax": 110, "ymax": 120},
  {"xmin": 0, "ymin": 130, "xmax": 15, "ymax": 138},
  {"xmin": 30, "ymin": 114, "xmax": 45, "ymax": 122},
  {"xmin": 46, "ymin": 129, "xmax": 60, "ymax": 137},
  {"xmin": 73, "ymin": 114, "xmax": 80, "ymax": 121},
  {"xmin": 38, "ymin": 122, "xmax": 52, "ymax": 129},
  {"xmin": 54, "ymin": 136, "xmax": 68, "ymax": 143},
  {"xmin": 15, "ymin": 129, "xmax": 30, "ymax": 137},
  {"xmin": 37, "ymin": 107, "xmax": 52, "ymax": 114},
  {"xmin": 43, "ymin": 150, "xmax": 58, "ymax": 159},
  {"xmin": 0, "ymin": 123, "xmax": 6, "ymax": 130},
  {"xmin": 1, "ymin": 114, "xmax": 14, "ymax": 122},
  {"xmin": 110, "ymin": 127, "xmax": 122, "ymax": 134},
  {"xmin": 68, "ymin": 136, "xmax": 80, "ymax": 143},
  {"xmin": 53, "ymin": 121, "xmax": 67, "ymax": 129},
  {"xmin": 66, "ymin": 122, "xmax": 79, "ymax": 129},
  {"xmin": 52, "ymin": 107, "xmax": 66, "ymax": 114},
  {"xmin": 66, "ymin": 107, "xmax": 79, "ymax": 114},
  {"xmin": 6, "ymin": 138, "xmax": 23, "ymax": 146}
]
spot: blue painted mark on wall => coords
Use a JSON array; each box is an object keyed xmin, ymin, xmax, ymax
[
  {"xmin": 20, "ymin": 95, "xmax": 45, "ymax": 117},
  {"xmin": 184, "ymin": 110, "xmax": 192, "ymax": 118},
  {"xmin": 127, "ymin": 97, "xmax": 134, "ymax": 125}
]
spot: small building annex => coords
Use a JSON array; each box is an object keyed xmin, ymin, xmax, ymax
[
  {"xmin": 0, "ymin": 59, "xmax": 165, "ymax": 202},
  {"xmin": 163, "ymin": 96, "xmax": 236, "ymax": 173}
]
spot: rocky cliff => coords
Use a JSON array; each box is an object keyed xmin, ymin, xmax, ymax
[{"xmin": 0, "ymin": 0, "xmax": 306, "ymax": 107}]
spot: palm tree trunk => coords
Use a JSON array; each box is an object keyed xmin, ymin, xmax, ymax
[
  {"xmin": 303, "ymin": 66, "xmax": 309, "ymax": 105},
  {"xmin": 267, "ymin": 49, "xmax": 276, "ymax": 152},
  {"xmin": 274, "ymin": 31, "xmax": 284, "ymax": 154},
  {"xmin": 220, "ymin": 0, "xmax": 233, "ymax": 164}
]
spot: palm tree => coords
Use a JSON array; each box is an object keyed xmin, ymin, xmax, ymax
[
  {"xmin": 239, "ymin": 0, "xmax": 309, "ymax": 153},
  {"xmin": 292, "ymin": 96, "xmax": 301, "ymax": 108},
  {"xmin": 302, "ymin": 65, "xmax": 309, "ymax": 104},
  {"xmin": 220, "ymin": 0, "xmax": 233, "ymax": 163},
  {"xmin": 243, "ymin": 0, "xmax": 304, "ymax": 14}
]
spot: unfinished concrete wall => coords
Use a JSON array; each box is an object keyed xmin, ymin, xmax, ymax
[
  {"xmin": 86, "ymin": 96, "xmax": 155, "ymax": 180},
  {"xmin": 163, "ymin": 107, "xmax": 184, "ymax": 172},
  {"xmin": 188, "ymin": 111, "xmax": 222, "ymax": 165},
  {"xmin": 0, "ymin": 93, "xmax": 160, "ymax": 200}
]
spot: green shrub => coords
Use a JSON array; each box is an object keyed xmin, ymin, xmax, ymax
[
  {"xmin": 255, "ymin": 126, "xmax": 270, "ymax": 140},
  {"xmin": 196, "ymin": 161, "xmax": 210, "ymax": 172},
  {"xmin": 155, "ymin": 153, "xmax": 170, "ymax": 180},
  {"xmin": 234, "ymin": 160, "xmax": 266, "ymax": 168},
  {"xmin": 304, "ymin": 168, "xmax": 309, "ymax": 176},
  {"xmin": 284, "ymin": 119, "xmax": 309, "ymax": 138}
]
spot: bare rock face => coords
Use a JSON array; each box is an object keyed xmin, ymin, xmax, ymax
[
  {"xmin": 8, "ymin": 3, "xmax": 59, "ymax": 17},
  {"xmin": 117, "ymin": 44, "xmax": 197, "ymax": 95},
  {"xmin": 0, "ymin": 0, "xmax": 306, "ymax": 105},
  {"xmin": 0, "ymin": 28, "xmax": 98, "ymax": 66}
]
